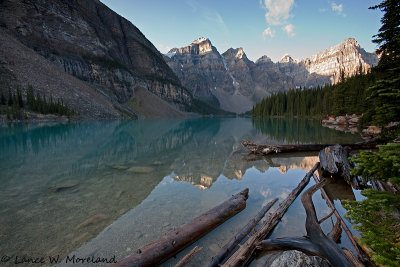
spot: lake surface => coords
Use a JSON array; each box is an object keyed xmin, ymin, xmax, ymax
[{"xmin": 0, "ymin": 118, "xmax": 364, "ymax": 266}]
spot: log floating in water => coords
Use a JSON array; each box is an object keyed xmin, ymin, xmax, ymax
[
  {"xmin": 259, "ymin": 179, "xmax": 355, "ymax": 267},
  {"xmin": 242, "ymin": 140, "xmax": 379, "ymax": 155},
  {"xmin": 206, "ymin": 197, "xmax": 278, "ymax": 267},
  {"xmin": 112, "ymin": 189, "xmax": 249, "ymax": 267},
  {"xmin": 222, "ymin": 162, "xmax": 320, "ymax": 267}
]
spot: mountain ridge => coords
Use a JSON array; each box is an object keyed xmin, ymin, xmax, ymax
[{"xmin": 165, "ymin": 37, "xmax": 379, "ymax": 113}]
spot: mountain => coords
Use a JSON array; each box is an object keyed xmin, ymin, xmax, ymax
[
  {"xmin": 166, "ymin": 37, "xmax": 379, "ymax": 114},
  {"xmin": 165, "ymin": 38, "xmax": 291, "ymax": 113},
  {"xmin": 277, "ymin": 38, "xmax": 379, "ymax": 87},
  {"xmin": 0, "ymin": 0, "xmax": 194, "ymax": 118}
]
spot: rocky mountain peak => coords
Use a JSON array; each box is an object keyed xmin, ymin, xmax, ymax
[
  {"xmin": 256, "ymin": 55, "xmax": 273, "ymax": 64},
  {"xmin": 191, "ymin": 37, "xmax": 209, "ymax": 44},
  {"xmin": 235, "ymin": 48, "xmax": 246, "ymax": 59},
  {"xmin": 279, "ymin": 54, "xmax": 295, "ymax": 63},
  {"xmin": 169, "ymin": 37, "xmax": 214, "ymax": 55},
  {"xmin": 222, "ymin": 47, "xmax": 248, "ymax": 61}
]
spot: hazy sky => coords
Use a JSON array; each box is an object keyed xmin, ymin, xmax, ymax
[{"xmin": 100, "ymin": 0, "xmax": 383, "ymax": 62}]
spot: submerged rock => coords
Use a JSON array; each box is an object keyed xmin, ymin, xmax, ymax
[
  {"xmin": 127, "ymin": 166, "xmax": 154, "ymax": 173},
  {"xmin": 258, "ymin": 250, "xmax": 329, "ymax": 267},
  {"xmin": 48, "ymin": 182, "xmax": 79, "ymax": 193}
]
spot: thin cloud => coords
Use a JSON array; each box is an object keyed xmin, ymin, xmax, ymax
[
  {"xmin": 262, "ymin": 27, "xmax": 276, "ymax": 39},
  {"xmin": 282, "ymin": 24, "xmax": 296, "ymax": 37},
  {"xmin": 187, "ymin": 0, "xmax": 228, "ymax": 34},
  {"xmin": 331, "ymin": 2, "xmax": 346, "ymax": 16},
  {"xmin": 262, "ymin": 0, "xmax": 295, "ymax": 26}
]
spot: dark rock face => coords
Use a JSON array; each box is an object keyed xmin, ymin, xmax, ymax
[
  {"xmin": 165, "ymin": 38, "xmax": 234, "ymax": 108},
  {"xmin": 0, "ymin": 0, "xmax": 192, "ymax": 118}
]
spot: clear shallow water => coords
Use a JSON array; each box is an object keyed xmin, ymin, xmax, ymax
[{"xmin": 0, "ymin": 118, "xmax": 363, "ymax": 266}]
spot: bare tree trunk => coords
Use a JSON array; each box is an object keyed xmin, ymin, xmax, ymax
[
  {"xmin": 259, "ymin": 179, "xmax": 355, "ymax": 267},
  {"xmin": 206, "ymin": 198, "xmax": 278, "ymax": 267},
  {"xmin": 312, "ymin": 174, "xmax": 370, "ymax": 263},
  {"xmin": 222, "ymin": 163, "xmax": 319, "ymax": 267},
  {"xmin": 112, "ymin": 189, "xmax": 249, "ymax": 267}
]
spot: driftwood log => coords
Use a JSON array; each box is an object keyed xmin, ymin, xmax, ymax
[
  {"xmin": 112, "ymin": 189, "xmax": 249, "ymax": 267},
  {"xmin": 312, "ymin": 174, "xmax": 371, "ymax": 264},
  {"xmin": 174, "ymin": 246, "xmax": 202, "ymax": 267},
  {"xmin": 319, "ymin": 144, "xmax": 367, "ymax": 189},
  {"xmin": 259, "ymin": 179, "xmax": 355, "ymax": 267},
  {"xmin": 206, "ymin": 198, "xmax": 278, "ymax": 267},
  {"xmin": 222, "ymin": 162, "xmax": 320, "ymax": 267},
  {"xmin": 242, "ymin": 140, "xmax": 378, "ymax": 155}
]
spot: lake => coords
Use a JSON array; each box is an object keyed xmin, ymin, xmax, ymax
[{"xmin": 0, "ymin": 118, "xmax": 364, "ymax": 266}]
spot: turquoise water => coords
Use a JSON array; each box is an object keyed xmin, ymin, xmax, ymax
[{"xmin": 0, "ymin": 118, "xmax": 363, "ymax": 266}]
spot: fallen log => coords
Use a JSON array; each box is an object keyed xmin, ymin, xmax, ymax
[
  {"xmin": 112, "ymin": 189, "xmax": 249, "ymax": 267},
  {"xmin": 312, "ymin": 174, "xmax": 370, "ymax": 264},
  {"xmin": 242, "ymin": 140, "xmax": 379, "ymax": 155},
  {"xmin": 318, "ymin": 144, "xmax": 367, "ymax": 189},
  {"xmin": 206, "ymin": 198, "xmax": 278, "ymax": 267},
  {"xmin": 222, "ymin": 162, "xmax": 319, "ymax": 267},
  {"xmin": 259, "ymin": 179, "xmax": 355, "ymax": 267},
  {"xmin": 174, "ymin": 246, "xmax": 202, "ymax": 267}
]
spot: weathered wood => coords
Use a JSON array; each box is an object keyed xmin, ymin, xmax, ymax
[
  {"xmin": 319, "ymin": 144, "xmax": 367, "ymax": 189},
  {"xmin": 174, "ymin": 246, "xmax": 202, "ymax": 267},
  {"xmin": 206, "ymin": 198, "xmax": 278, "ymax": 267},
  {"xmin": 260, "ymin": 179, "xmax": 355, "ymax": 267},
  {"xmin": 112, "ymin": 189, "xmax": 249, "ymax": 267},
  {"xmin": 342, "ymin": 248, "xmax": 365, "ymax": 267},
  {"xmin": 222, "ymin": 162, "xmax": 320, "ymax": 267},
  {"xmin": 327, "ymin": 219, "xmax": 342, "ymax": 244},
  {"xmin": 258, "ymin": 237, "xmax": 323, "ymax": 258},
  {"xmin": 312, "ymin": 174, "xmax": 370, "ymax": 263},
  {"xmin": 242, "ymin": 140, "xmax": 379, "ymax": 155}
]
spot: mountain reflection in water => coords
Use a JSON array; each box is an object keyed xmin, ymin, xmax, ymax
[{"xmin": 0, "ymin": 118, "xmax": 363, "ymax": 266}]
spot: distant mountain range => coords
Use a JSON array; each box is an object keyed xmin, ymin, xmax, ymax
[
  {"xmin": 165, "ymin": 37, "xmax": 379, "ymax": 113},
  {"xmin": 0, "ymin": 0, "xmax": 379, "ymax": 117}
]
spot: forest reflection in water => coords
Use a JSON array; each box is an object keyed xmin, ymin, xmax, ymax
[{"xmin": 0, "ymin": 118, "xmax": 363, "ymax": 266}]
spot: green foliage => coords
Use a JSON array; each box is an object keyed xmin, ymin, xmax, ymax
[
  {"xmin": 251, "ymin": 72, "xmax": 375, "ymax": 118},
  {"xmin": 362, "ymin": 65, "xmax": 400, "ymax": 126},
  {"xmin": 369, "ymin": 0, "xmax": 400, "ymax": 60},
  {"xmin": 344, "ymin": 189, "xmax": 400, "ymax": 266},
  {"xmin": 345, "ymin": 142, "xmax": 400, "ymax": 266},
  {"xmin": 26, "ymin": 86, "xmax": 76, "ymax": 116},
  {"xmin": 350, "ymin": 143, "xmax": 400, "ymax": 185}
]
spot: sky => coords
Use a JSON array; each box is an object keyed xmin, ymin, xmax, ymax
[{"xmin": 100, "ymin": 0, "xmax": 383, "ymax": 62}]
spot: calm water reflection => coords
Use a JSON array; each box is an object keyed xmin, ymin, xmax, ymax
[{"xmin": 0, "ymin": 118, "xmax": 363, "ymax": 266}]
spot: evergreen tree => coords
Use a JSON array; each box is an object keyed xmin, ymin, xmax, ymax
[
  {"xmin": 7, "ymin": 89, "xmax": 13, "ymax": 106},
  {"xmin": 363, "ymin": 0, "xmax": 400, "ymax": 125},
  {"xmin": 0, "ymin": 92, "xmax": 5, "ymax": 105},
  {"xmin": 370, "ymin": 0, "xmax": 400, "ymax": 62},
  {"xmin": 17, "ymin": 87, "xmax": 23, "ymax": 108}
]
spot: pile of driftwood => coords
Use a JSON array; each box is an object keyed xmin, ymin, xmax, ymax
[{"xmin": 112, "ymin": 141, "xmax": 378, "ymax": 267}]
